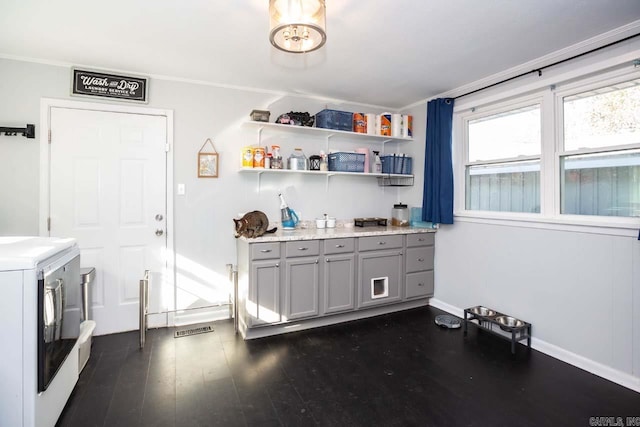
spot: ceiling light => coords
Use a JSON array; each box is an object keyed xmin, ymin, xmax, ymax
[{"xmin": 269, "ymin": 0, "xmax": 326, "ymax": 54}]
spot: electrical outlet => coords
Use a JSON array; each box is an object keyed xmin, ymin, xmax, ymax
[{"xmin": 177, "ymin": 184, "xmax": 185, "ymax": 195}]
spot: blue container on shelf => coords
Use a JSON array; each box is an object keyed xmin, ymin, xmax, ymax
[
  {"xmin": 315, "ymin": 109, "xmax": 354, "ymax": 131},
  {"xmin": 328, "ymin": 152, "xmax": 365, "ymax": 172},
  {"xmin": 381, "ymin": 154, "xmax": 413, "ymax": 175}
]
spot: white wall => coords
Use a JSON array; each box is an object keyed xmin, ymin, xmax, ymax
[{"xmin": 0, "ymin": 57, "xmax": 424, "ymax": 314}]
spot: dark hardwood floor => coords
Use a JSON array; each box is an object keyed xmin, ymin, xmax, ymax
[{"xmin": 56, "ymin": 306, "xmax": 640, "ymax": 427}]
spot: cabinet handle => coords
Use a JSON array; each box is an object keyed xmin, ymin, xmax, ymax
[
  {"xmin": 275, "ymin": 263, "xmax": 279, "ymax": 267},
  {"xmin": 378, "ymin": 241, "xmax": 386, "ymax": 245},
  {"xmin": 298, "ymin": 247, "xmax": 308, "ymax": 251},
  {"xmin": 260, "ymin": 249, "xmax": 272, "ymax": 253},
  {"xmin": 325, "ymin": 258, "xmax": 330, "ymax": 263},
  {"xmin": 418, "ymin": 283, "xmax": 424, "ymax": 287},
  {"xmin": 418, "ymin": 238, "xmax": 425, "ymax": 241},
  {"xmin": 418, "ymin": 258, "xmax": 424, "ymax": 262},
  {"xmin": 315, "ymin": 259, "xmax": 319, "ymax": 264},
  {"xmin": 335, "ymin": 244, "xmax": 345, "ymax": 248}
]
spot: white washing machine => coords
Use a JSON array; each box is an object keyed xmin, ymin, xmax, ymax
[{"xmin": 0, "ymin": 236, "xmax": 81, "ymax": 427}]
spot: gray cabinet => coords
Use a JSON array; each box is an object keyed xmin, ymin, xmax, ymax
[
  {"xmin": 238, "ymin": 232, "xmax": 435, "ymax": 339},
  {"xmin": 357, "ymin": 244, "xmax": 403, "ymax": 309},
  {"xmin": 405, "ymin": 234, "xmax": 434, "ymax": 299},
  {"xmin": 284, "ymin": 241, "xmax": 320, "ymax": 320},
  {"xmin": 323, "ymin": 238, "xmax": 355, "ymax": 314},
  {"xmin": 249, "ymin": 259, "xmax": 281, "ymax": 326}
]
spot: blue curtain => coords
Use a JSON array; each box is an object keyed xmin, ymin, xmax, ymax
[{"xmin": 422, "ymin": 98, "xmax": 454, "ymax": 224}]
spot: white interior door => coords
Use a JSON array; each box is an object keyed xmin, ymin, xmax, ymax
[{"xmin": 49, "ymin": 107, "xmax": 168, "ymax": 335}]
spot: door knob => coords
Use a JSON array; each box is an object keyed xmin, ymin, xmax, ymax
[
  {"xmin": 155, "ymin": 214, "xmax": 163, "ymax": 221},
  {"xmin": 155, "ymin": 229, "xmax": 164, "ymax": 236}
]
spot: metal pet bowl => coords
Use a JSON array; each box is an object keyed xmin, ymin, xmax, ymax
[
  {"xmin": 435, "ymin": 315, "xmax": 461, "ymax": 329},
  {"xmin": 470, "ymin": 306, "xmax": 496, "ymax": 317},
  {"xmin": 494, "ymin": 315, "xmax": 525, "ymax": 330}
]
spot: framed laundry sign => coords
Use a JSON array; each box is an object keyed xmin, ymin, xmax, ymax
[
  {"xmin": 198, "ymin": 138, "xmax": 219, "ymax": 178},
  {"xmin": 71, "ymin": 68, "xmax": 149, "ymax": 103}
]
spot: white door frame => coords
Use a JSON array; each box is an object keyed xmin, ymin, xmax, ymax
[{"xmin": 39, "ymin": 97, "xmax": 176, "ymax": 327}]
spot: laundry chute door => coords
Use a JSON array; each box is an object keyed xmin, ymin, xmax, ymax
[{"xmin": 49, "ymin": 107, "xmax": 168, "ymax": 335}]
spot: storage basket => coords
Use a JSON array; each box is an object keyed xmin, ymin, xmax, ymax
[
  {"xmin": 315, "ymin": 109, "xmax": 353, "ymax": 131},
  {"xmin": 328, "ymin": 152, "xmax": 365, "ymax": 172},
  {"xmin": 381, "ymin": 154, "xmax": 413, "ymax": 175}
]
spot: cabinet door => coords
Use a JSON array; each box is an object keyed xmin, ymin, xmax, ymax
[
  {"xmin": 406, "ymin": 270, "xmax": 434, "ymax": 299},
  {"xmin": 405, "ymin": 246, "xmax": 435, "ymax": 273},
  {"xmin": 249, "ymin": 260, "xmax": 281, "ymax": 326},
  {"xmin": 358, "ymin": 250, "xmax": 403, "ymax": 308},
  {"xmin": 284, "ymin": 256, "xmax": 319, "ymax": 321},
  {"xmin": 324, "ymin": 253, "xmax": 356, "ymax": 314}
]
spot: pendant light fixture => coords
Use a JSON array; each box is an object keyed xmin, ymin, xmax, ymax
[{"xmin": 269, "ymin": 0, "xmax": 326, "ymax": 53}]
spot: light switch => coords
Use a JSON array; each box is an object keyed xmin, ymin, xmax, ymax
[{"xmin": 177, "ymin": 184, "xmax": 185, "ymax": 195}]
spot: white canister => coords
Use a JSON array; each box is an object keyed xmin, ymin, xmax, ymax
[
  {"xmin": 402, "ymin": 115, "xmax": 413, "ymax": 138},
  {"xmin": 355, "ymin": 148, "xmax": 370, "ymax": 173},
  {"xmin": 315, "ymin": 218, "xmax": 326, "ymax": 229},
  {"xmin": 391, "ymin": 114, "xmax": 402, "ymax": 137},
  {"xmin": 326, "ymin": 217, "xmax": 336, "ymax": 228},
  {"xmin": 365, "ymin": 113, "xmax": 377, "ymax": 135}
]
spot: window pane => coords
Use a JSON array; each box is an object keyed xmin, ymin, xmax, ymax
[
  {"xmin": 468, "ymin": 105, "xmax": 541, "ymax": 162},
  {"xmin": 466, "ymin": 161, "xmax": 540, "ymax": 213},
  {"xmin": 561, "ymin": 149, "xmax": 640, "ymax": 217},
  {"xmin": 564, "ymin": 80, "xmax": 640, "ymax": 151}
]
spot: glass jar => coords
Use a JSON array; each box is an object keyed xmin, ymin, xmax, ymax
[
  {"xmin": 288, "ymin": 148, "xmax": 309, "ymax": 170},
  {"xmin": 391, "ymin": 203, "xmax": 410, "ymax": 227}
]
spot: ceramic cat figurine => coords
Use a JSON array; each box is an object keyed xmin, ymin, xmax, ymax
[{"xmin": 233, "ymin": 211, "xmax": 277, "ymax": 238}]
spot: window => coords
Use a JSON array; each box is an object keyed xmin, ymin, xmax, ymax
[
  {"xmin": 457, "ymin": 66, "xmax": 640, "ymax": 225},
  {"xmin": 465, "ymin": 103, "xmax": 541, "ymax": 213},
  {"xmin": 560, "ymin": 79, "xmax": 640, "ymax": 218}
]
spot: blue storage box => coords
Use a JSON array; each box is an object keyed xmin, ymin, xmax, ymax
[
  {"xmin": 315, "ymin": 109, "xmax": 353, "ymax": 131},
  {"xmin": 381, "ymin": 154, "xmax": 413, "ymax": 175},
  {"xmin": 328, "ymin": 152, "xmax": 365, "ymax": 172}
]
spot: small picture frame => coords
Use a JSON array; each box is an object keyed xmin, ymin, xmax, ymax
[{"xmin": 198, "ymin": 152, "xmax": 218, "ymax": 178}]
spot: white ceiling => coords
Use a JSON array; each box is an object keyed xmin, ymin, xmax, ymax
[{"xmin": 1, "ymin": 1, "xmax": 640, "ymax": 109}]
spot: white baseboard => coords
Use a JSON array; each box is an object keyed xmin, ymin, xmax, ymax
[{"xmin": 429, "ymin": 298, "xmax": 640, "ymax": 394}]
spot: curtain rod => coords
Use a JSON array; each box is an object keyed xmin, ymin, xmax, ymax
[{"xmin": 454, "ymin": 32, "xmax": 640, "ymax": 100}]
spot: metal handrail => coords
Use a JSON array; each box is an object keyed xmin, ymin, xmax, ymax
[{"xmin": 139, "ymin": 270, "xmax": 150, "ymax": 349}]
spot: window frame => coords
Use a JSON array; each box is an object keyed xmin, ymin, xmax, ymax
[
  {"xmin": 454, "ymin": 64, "xmax": 640, "ymax": 232},
  {"xmin": 459, "ymin": 92, "xmax": 546, "ymax": 216}
]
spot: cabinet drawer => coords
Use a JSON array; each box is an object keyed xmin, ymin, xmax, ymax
[
  {"xmin": 285, "ymin": 240, "xmax": 320, "ymax": 257},
  {"xmin": 324, "ymin": 238, "xmax": 355, "ymax": 254},
  {"xmin": 358, "ymin": 235, "xmax": 403, "ymax": 252},
  {"xmin": 406, "ymin": 271, "xmax": 434, "ymax": 299},
  {"xmin": 406, "ymin": 246, "xmax": 434, "ymax": 273},
  {"xmin": 406, "ymin": 233, "xmax": 434, "ymax": 248},
  {"xmin": 250, "ymin": 242, "xmax": 281, "ymax": 260}
]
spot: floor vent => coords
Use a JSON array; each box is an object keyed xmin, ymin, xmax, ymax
[{"xmin": 174, "ymin": 324, "xmax": 214, "ymax": 338}]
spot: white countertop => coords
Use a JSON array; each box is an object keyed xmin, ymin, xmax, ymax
[
  {"xmin": 239, "ymin": 226, "xmax": 436, "ymax": 243},
  {"xmin": 0, "ymin": 236, "xmax": 78, "ymax": 271}
]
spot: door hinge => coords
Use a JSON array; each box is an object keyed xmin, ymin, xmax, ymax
[
  {"xmin": 48, "ymin": 130, "xmax": 51, "ymax": 144},
  {"xmin": 165, "ymin": 143, "xmax": 170, "ymax": 152},
  {"xmin": 47, "ymin": 217, "xmax": 51, "ymax": 231}
]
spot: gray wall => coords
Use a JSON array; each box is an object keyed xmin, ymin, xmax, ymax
[
  {"xmin": 0, "ymin": 57, "xmax": 424, "ymax": 312},
  {"xmin": 435, "ymin": 38, "xmax": 640, "ymax": 386},
  {"xmin": 435, "ymin": 222, "xmax": 640, "ymax": 378}
]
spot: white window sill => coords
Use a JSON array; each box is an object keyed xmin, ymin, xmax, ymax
[{"xmin": 453, "ymin": 211, "xmax": 640, "ymax": 237}]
